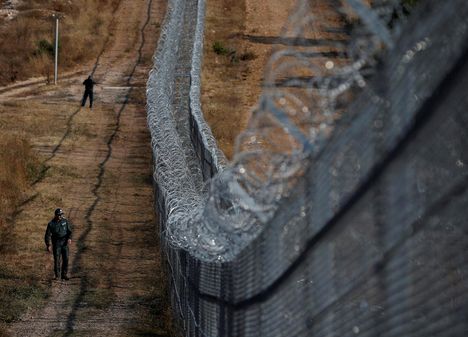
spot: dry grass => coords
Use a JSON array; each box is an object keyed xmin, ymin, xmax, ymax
[
  {"xmin": 0, "ymin": 0, "xmax": 119, "ymax": 85},
  {"xmin": 0, "ymin": 101, "xmax": 102, "ymax": 333},
  {"xmin": 0, "ymin": 96, "xmax": 89, "ymax": 326},
  {"xmin": 201, "ymin": 0, "xmax": 295, "ymax": 159},
  {"xmin": 0, "ymin": 98, "xmax": 72, "ymax": 327},
  {"xmin": 201, "ymin": 0, "xmax": 249, "ymax": 159},
  {"xmin": 0, "ymin": 101, "xmax": 57, "ymax": 137},
  {"xmin": 0, "ymin": 133, "xmax": 46, "ymax": 330},
  {"xmin": 0, "ymin": 134, "xmax": 41, "ymax": 223},
  {"xmin": 0, "ymin": 0, "xmax": 120, "ymax": 240}
]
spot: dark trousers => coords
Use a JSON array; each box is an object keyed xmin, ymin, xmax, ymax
[
  {"xmin": 52, "ymin": 242, "xmax": 69, "ymax": 278},
  {"xmin": 81, "ymin": 90, "xmax": 93, "ymax": 108}
]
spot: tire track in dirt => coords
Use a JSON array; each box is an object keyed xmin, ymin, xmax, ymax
[
  {"xmin": 63, "ymin": 2, "xmax": 155, "ymax": 334},
  {"xmin": 29, "ymin": 0, "xmax": 124, "ymax": 187},
  {"xmin": 0, "ymin": 71, "xmax": 85, "ymax": 96},
  {"xmin": 7, "ymin": 0, "xmax": 170, "ymax": 335},
  {"xmin": 2, "ymin": 0, "xmax": 125, "ymax": 277}
]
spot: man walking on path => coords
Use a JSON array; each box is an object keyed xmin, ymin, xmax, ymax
[
  {"xmin": 45, "ymin": 208, "xmax": 73, "ymax": 281},
  {"xmin": 81, "ymin": 75, "xmax": 96, "ymax": 108}
]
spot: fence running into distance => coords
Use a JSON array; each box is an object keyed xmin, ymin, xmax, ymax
[{"xmin": 146, "ymin": 0, "xmax": 468, "ymax": 336}]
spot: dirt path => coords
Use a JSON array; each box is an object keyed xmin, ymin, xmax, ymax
[{"xmin": 1, "ymin": 0, "xmax": 174, "ymax": 335}]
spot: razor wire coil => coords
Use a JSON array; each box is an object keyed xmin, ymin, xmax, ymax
[{"xmin": 147, "ymin": 0, "xmax": 468, "ymax": 335}]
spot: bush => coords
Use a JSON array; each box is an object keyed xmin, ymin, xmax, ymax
[
  {"xmin": 0, "ymin": 0, "xmax": 117, "ymax": 85},
  {"xmin": 36, "ymin": 39, "xmax": 54, "ymax": 57},
  {"xmin": 212, "ymin": 41, "xmax": 230, "ymax": 55},
  {"xmin": 239, "ymin": 50, "xmax": 256, "ymax": 61}
]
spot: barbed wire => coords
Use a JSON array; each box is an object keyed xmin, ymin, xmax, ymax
[
  {"xmin": 192, "ymin": 0, "xmax": 410, "ymax": 259},
  {"xmin": 148, "ymin": 0, "xmax": 411, "ymax": 258},
  {"xmin": 147, "ymin": 0, "xmax": 468, "ymax": 335}
]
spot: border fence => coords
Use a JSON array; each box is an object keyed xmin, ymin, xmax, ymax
[{"xmin": 147, "ymin": 0, "xmax": 468, "ymax": 336}]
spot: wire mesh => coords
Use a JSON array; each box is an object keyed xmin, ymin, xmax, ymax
[{"xmin": 147, "ymin": 0, "xmax": 468, "ymax": 336}]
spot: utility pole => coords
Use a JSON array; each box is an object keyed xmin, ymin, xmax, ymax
[{"xmin": 54, "ymin": 15, "xmax": 59, "ymax": 85}]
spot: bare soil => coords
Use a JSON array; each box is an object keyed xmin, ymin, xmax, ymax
[
  {"xmin": 0, "ymin": 0, "xmax": 177, "ymax": 336},
  {"xmin": 201, "ymin": 0, "xmax": 296, "ymax": 159}
]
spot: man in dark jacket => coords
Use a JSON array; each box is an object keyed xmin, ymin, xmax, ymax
[
  {"xmin": 81, "ymin": 75, "xmax": 96, "ymax": 108},
  {"xmin": 45, "ymin": 208, "xmax": 73, "ymax": 280}
]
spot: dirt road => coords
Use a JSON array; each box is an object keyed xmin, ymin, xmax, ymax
[{"xmin": 1, "ymin": 0, "xmax": 175, "ymax": 335}]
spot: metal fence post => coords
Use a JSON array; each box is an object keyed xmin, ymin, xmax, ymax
[{"xmin": 54, "ymin": 16, "xmax": 59, "ymax": 85}]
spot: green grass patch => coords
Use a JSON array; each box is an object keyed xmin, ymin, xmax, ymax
[
  {"xmin": 212, "ymin": 42, "xmax": 256, "ymax": 64},
  {"xmin": 35, "ymin": 39, "xmax": 55, "ymax": 58},
  {"xmin": 212, "ymin": 41, "xmax": 230, "ymax": 55}
]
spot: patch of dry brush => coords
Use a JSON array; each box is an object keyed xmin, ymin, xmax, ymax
[
  {"xmin": 0, "ymin": 0, "xmax": 119, "ymax": 85},
  {"xmin": 0, "ymin": 134, "xmax": 40, "ymax": 223},
  {"xmin": 201, "ymin": 0, "xmax": 295, "ymax": 159}
]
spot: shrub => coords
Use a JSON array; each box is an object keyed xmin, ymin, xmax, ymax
[
  {"xmin": 239, "ymin": 50, "xmax": 257, "ymax": 61},
  {"xmin": 212, "ymin": 41, "xmax": 230, "ymax": 55},
  {"xmin": 36, "ymin": 39, "xmax": 54, "ymax": 57},
  {"xmin": 0, "ymin": 0, "xmax": 117, "ymax": 85}
]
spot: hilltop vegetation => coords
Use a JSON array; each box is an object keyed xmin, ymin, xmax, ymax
[{"xmin": 0, "ymin": 0, "xmax": 119, "ymax": 85}]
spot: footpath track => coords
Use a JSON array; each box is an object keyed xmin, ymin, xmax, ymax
[{"xmin": 2, "ymin": 0, "xmax": 173, "ymax": 336}]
